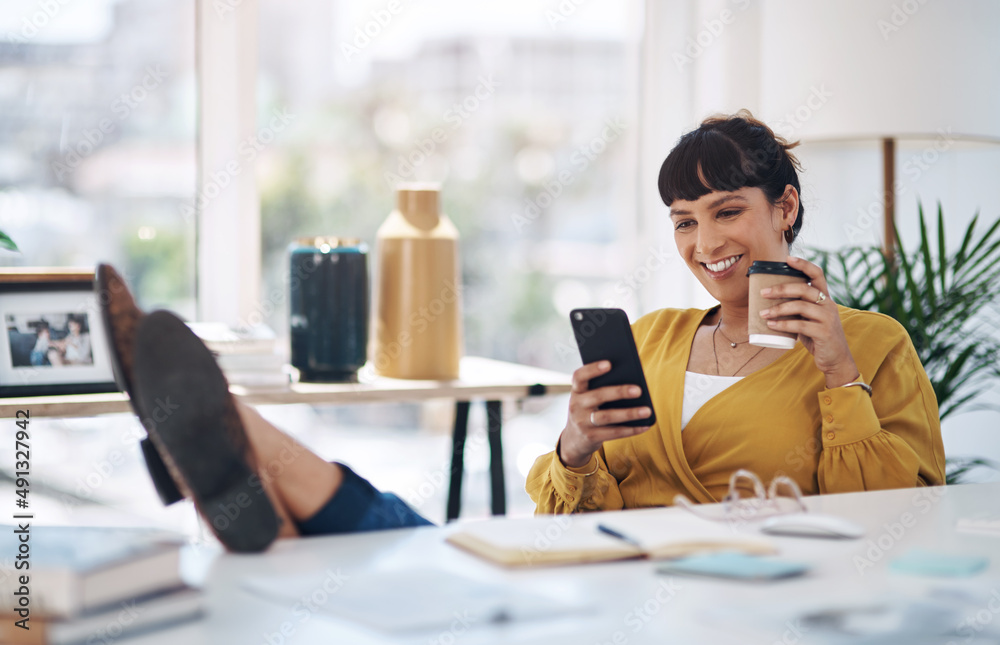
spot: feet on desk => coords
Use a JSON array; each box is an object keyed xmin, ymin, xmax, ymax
[
  {"xmin": 99, "ymin": 263, "xmax": 430, "ymax": 551},
  {"xmin": 96, "ymin": 264, "xmax": 185, "ymax": 506}
]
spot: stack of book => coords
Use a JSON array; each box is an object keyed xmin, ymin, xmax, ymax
[
  {"xmin": 0, "ymin": 525, "xmax": 203, "ymax": 645},
  {"xmin": 188, "ymin": 321, "xmax": 290, "ymax": 388}
]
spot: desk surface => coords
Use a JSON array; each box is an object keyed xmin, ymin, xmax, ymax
[
  {"xmin": 123, "ymin": 482, "xmax": 1000, "ymax": 645},
  {"xmin": 0, "ymin": 356, "xmax": 572, "ymax": 418}
]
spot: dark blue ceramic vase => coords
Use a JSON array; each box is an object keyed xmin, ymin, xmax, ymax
[{"xmin": 289, "ymin": 237, "xmax": 369, "ymax": 382}]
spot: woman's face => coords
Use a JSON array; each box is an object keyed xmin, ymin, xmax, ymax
[
  {"xmin": 68, "ymin": 320, "xmax": 80, "ymax": 334},
  {"xmin": 669, "ymin": 185, "xmax": 797, "ymax": 306}
]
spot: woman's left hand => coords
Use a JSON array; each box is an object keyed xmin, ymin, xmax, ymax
[{"xmin": 758, "ymin": 256, "xmax": 860, "ymax": 388}]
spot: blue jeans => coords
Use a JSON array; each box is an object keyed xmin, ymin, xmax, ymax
[{"xmin": 296, "ymin": 463, "xmax": 434, "ymax": 535}]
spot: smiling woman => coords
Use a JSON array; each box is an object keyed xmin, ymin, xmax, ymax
[{"xmin": 527, "ymin": 110, "xmax": 946, "ymax": 513}]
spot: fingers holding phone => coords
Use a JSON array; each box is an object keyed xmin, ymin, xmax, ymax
[
  {"xmin": 559, "ymin": 361, "xmax": 653, "ymax": 468},
  {"xmin": 559, "ymin": 309, "xmax": 658, "ymax": 469},
  {"xmin": 572, "ymin": 361, "xmax": 653, "ymax": 426}
]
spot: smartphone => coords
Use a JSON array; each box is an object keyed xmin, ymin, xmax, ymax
[{"xmin": 570, "ymin": 308, "xmax": 656, "ymax": 427}]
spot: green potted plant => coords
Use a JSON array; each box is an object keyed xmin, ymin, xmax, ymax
[{"xmin": 811, "ymin": 203, "xmax": 1000, "ymax": 483}]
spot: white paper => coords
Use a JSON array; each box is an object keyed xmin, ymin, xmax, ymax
[{"xmin": 242, "ymin": 568, "xmax": 589, "ymax": 634}]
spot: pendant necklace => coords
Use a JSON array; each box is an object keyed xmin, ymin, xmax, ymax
[{"xmin": 713, "ymin": 319, "xmax": 765, "ymax": 377}]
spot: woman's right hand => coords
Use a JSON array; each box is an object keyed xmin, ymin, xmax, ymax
[{"xmin": 558, "ymin": 360, "xmax": 653, "ymax": 468}]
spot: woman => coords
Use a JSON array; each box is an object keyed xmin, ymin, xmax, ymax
[
  {"xmin": 526, "ymin": 110, "xmax": 945, "ymax": 513},
  {"xmin": 60, "ymin": 316, "xmax": 93, "ymax": 365}
]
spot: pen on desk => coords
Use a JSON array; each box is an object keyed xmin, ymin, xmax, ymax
[{"xmin": 597, "ymin": 524, "xmax": 643, "ymax": 548}]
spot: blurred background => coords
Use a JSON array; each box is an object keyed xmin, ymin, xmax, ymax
[{"xmin": 0, "ymin": 0, "xmax": 998, "ymax": 529}]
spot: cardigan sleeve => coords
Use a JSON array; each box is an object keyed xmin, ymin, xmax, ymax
[
  {"xmin": 525, "ymin": 442, "xmax": 625, "ymax": 513},
  {"xmin": 525, "ymin": 309, "xmax": 674, "ymax": 514},
  {"xmin": 816, "ymin": 316, "xmax": 946, "ymax": 492}
]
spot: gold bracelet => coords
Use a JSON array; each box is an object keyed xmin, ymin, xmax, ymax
[{"xmin": 840, "ymin": 381, "xmax": 873, "ymax": 396}]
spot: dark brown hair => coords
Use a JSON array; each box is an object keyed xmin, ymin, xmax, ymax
[{"xmin": 658, "ymin": 109, "xmax": 805, "ymax": 241}]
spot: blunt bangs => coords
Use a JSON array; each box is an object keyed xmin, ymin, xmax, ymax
[{"xmin": 657, "ymin": 128, "xmax": 764, "ymax": 207}]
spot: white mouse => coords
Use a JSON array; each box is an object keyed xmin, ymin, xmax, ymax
[{"xmin": 760, "ymin": 513, "xmax": 865, "ymax": 539}]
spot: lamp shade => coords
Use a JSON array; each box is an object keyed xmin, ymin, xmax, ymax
[{"xmin": 759, "ymin": 0, "xmax": 1000, "ymax": 142}]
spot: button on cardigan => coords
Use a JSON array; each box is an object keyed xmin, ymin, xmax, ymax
[{"xmin": 526, "ymin": 306, "xmax": 946, "ymax": 514}]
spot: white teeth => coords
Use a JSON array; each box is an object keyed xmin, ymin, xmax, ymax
[{"xmin": 706, "ymin": 255, "xmax": 741, "ymax": 272}]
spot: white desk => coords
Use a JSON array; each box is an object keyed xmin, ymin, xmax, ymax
[{"xmin": 123, "ymin": 482, "xmax": 1000, "ymax": 644}]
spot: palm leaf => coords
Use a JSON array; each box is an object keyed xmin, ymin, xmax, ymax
[
  {"xmin": 936, "ymin": 204, "xmax": 947, "ymax": 294},
  {"xmin": 946, "ymin": 457, "xmax": 1000, "ymax": 484},
  {"xmin": 0, "ymin": 231, "xmax": 17, "ymax": 252},
  {"xmin": 953, "ymin": 211, "xmax": 980, "ymax": 273},
  {"xmin": 809, "ymin": 202, "xmax": 1000, "ymax": 474},
  {"xmin": 916, "ymin": 205, "xmax": 938, "ymax": 318}
]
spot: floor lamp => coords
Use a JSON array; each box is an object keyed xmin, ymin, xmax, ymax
[{"xmin": 758, "ymin": 0, "xmax": 1000, "ymax": 263}]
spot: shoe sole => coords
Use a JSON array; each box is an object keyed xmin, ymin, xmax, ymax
[
  {"xmin": 95, "ymin": 264, "xmax": 185, "ymax": 506},
  {"xmin": 133, "ymin": 310, "xmax": 279, "ymax": 553}
]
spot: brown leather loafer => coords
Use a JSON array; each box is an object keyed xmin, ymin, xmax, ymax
[
  {"xmin": 132, "ymin": 310, "xmax": 279, "ymax": 553},
  {"xmin": 95, "ymin": 263, "xmax": 184, "ymax": 506}
]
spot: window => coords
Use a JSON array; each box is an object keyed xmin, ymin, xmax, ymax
[
  {"xmin": 0, "ymin": 0, "xmax": 196, "ymax": 315},
  {"xmin": 256, "ymin": 0, "xmax": 641, "ymax": 372}
]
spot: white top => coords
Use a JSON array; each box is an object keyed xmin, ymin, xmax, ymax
[{"xmin": 681, "ymin": 371, "xmax": 743, "ymax": 430}]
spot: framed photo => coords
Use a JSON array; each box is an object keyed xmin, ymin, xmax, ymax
[{"xmin": 0, "ymin": 268, "xmax": 119, "ymax": 397}]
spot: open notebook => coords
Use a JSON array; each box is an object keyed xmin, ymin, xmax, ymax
[{"xmin": 447, "ymin": 507, "xmax": 775, "ymax": 567}]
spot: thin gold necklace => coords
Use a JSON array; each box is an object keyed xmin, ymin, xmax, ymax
[
  {"xmin": 716, "ymin": 324, "xmax": 749, "ymax": 349},
  {"xmin": 713, "ymin": 320, "xmax": 765, "ymax": 376}
]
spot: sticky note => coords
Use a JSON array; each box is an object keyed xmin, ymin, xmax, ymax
[{"xmin": 889, "ymin": 550, "xmax": 989, "ymax": 577}]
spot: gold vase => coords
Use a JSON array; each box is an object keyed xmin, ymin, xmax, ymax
[{"xmin": 372, "ymin": 183, "xmax": 463, "ymax": 379}]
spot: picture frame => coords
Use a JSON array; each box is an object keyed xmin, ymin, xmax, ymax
[{"xmin": 0, "ymin": 268, "xmax": 119, "ymax": 397}]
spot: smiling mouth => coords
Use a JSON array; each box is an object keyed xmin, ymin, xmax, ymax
[{"xmin": 702, "ymin": 254, "xmax": 743, "ymax": 273}]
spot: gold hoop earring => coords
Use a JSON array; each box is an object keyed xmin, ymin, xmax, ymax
[{"xmin": 783, "ymin": 227, "xmax": 794, "ymax": 244}]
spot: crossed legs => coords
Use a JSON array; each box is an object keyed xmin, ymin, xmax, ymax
[{"xmin": 98, "ymin": 264, "xmax": 431, "ymax": 552}]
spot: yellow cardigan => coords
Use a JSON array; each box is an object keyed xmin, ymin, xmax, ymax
[{"xmin": 526, "ymin": 305, "xmax": 946, "ymax": 513}]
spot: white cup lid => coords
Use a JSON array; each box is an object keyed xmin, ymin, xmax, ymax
[{"xmin": 749, "ymin": 333, "xmax": 796, "ymax": 349}]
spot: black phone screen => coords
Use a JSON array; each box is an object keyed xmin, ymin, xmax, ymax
[{"xmin": 570, "ymin": 308, "xmax": 656, "ymax": 428}]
